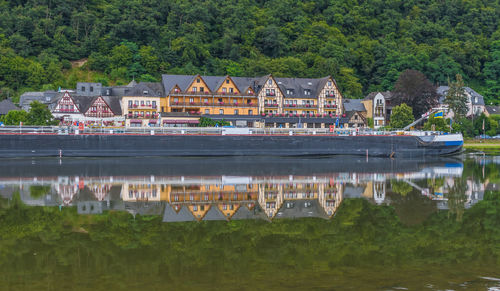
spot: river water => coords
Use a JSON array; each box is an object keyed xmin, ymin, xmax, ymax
[{"xmin": 0, "ymin": 155, "xmax": 499, "ymax": 290}]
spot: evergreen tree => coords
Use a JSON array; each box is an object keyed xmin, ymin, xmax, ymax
[{"xmin": 445, "ymin": 74, "xmax": 468, "ymax": 119}]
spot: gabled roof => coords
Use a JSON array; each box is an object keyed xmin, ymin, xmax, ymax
[
  {"xmin": 203, "ymin": 205, "xmax": 227, "ymax": 221},
  {"xmin": 61, "ymin": 94, "xmax": 122, "ymax": 115},
  {"xmin": 19, "ymin": 91, "xmax": 59, "ymax": 106},
  {"xmin": 231, "ymin": 205, "xmax": 269, "ymax": 221},
  {"xmin": 436, "ymin": 86, "xmax": 485, "ymax": 105},
  {"xmin": 274, "ymin": 200, "xmax": 329, "ymax": 220},
  {"xmin": 232, "ymin": 77, "xmax": 259, "ymax": 94},
  {"xmin": 100, "ymin": 96, "xmax": 123, "ymax": 115},
  {"xmin": 127, "ymin": 79, "xmax": 138, "ymax": 87},
  {"xmin": 162, "ymin": 75, "xmax": 197, "ymax": 93},
  {"xmin": 200, "ymin": 75, "xmax": 225, "ymax": 92},
  {"xmin": 343, "ymin": 99, "xmax": 366, "ymax": 112},
  {"xmin": 363, "ymin": 91, "xmax": 393, "ymax": 101},
  {"xmin": 275, "ymin": 77, "xmax": 323, "ymax": 99},
  {"xmin": 0, "ymin": 99, "xmax": 19, "ymax": 115},
  {"xmin": 163, "ymin": 204, "xmax": 196, "ymax": 222},
  {"xmin": 124, "ymin": 82, "xmax": 164, "ymax": 97}
]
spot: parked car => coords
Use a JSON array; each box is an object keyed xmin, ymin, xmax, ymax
[{"xmin": 492, "ymin": 135, "xmax": 500, "ymax": 139}]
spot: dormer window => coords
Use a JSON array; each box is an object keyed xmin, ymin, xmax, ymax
[
  {"xmin": 143, "ymin": 90, "xmax": 149, "ymax": 95},
  {"xmin": 287, "ymin": 89, "xmax": 294, "ymax": 95},
  {"xmin": 304, "ymin": 89, "xmax": 311, "ymax": 95}
]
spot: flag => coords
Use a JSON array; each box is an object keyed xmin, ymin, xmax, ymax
[{"xmin": 434, "ymin": 111, "xmax": 444, "ymax": 118}]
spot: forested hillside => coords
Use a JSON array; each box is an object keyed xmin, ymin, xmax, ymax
[{"xmin": 1, "ymin": 0, "xmax": 500, "ymax": 104}]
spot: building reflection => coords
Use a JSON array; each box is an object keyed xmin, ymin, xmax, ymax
[{"xmin": 0, "ymin": 161, "xmax": 494, "ymax": 222}]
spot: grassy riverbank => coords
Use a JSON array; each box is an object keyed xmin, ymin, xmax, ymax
[{"xmin": 464, "ymin": 139, "xmax": 500, "ymax": 151}]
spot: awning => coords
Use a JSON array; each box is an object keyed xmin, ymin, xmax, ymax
[
  {"xmin": 162, "ymin": 119, "xmax": 199, "ymax": 124},
  {"xmin": 130, "ymin": 119, "xmax": 142, "ymax": 123},
  {"xmin": 149, "ymin": 119, "xmax": 158, "ymax": 124}
]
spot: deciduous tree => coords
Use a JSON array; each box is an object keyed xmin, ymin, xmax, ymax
[
  {"xmin": 390, "ymin": 103, "xmax": 414, "ymax": 129},
  {"xmin": 392, "ymin": 70, "xmax": 438, "ymax": 118}
]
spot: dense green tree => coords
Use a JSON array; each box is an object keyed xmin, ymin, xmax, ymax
[
  {"xmin": 26, "ymin": 101, "xmax": 59, "ymax": 126},
  {"xmin": 0, "ymin": 0, "xmax": 499, "ymax": 105},
  {"xmin": 0, "ymin": 110, "xmax": 28, "ymax": 125},
  {"xmin": 390, "ymin": 103, "xmax": 413, "ymax": 129}
]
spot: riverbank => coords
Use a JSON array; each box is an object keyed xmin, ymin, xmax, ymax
[{"xmin": 464, "ymin": 139, "xmax": 500, "ymax": 150}]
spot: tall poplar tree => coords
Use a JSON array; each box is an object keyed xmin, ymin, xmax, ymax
[{"xmin": 445, "ymin": 74, "xmax": 468, "ymax": 119}]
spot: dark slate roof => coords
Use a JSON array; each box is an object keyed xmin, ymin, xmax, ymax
[
  {"xmin": 63, "ymin": 95, "xmax": 123, "ymax": 115},
  {"xmin": 202, "ymin": 75, "xmax": 226, "ymax": 92},
  {"xmin": 486, "ymin": 105, "xmax": 500, "ymax": 115},
  {"xmin": 437, "ymin": 86, "xmax": 485, "ymax": 105},
  {"xmin": 102, "ymin": 96, "xmax": 123, "ymax": 115},
  {"xmin": 203, "ymin": 205, "xmax": 227, "ymax": 221},
  {"xmin": 19, "ymin": 91, "xmax": 59, "ymax": 107},
  {"xmin": 124, "ymin": 82, "xmax": 164, "ymax": 97},
  {"xmin": 363, "ymin": 91, "xmax": 393, "ymax": 101},
  {"xmin": 163, "ymin": 204, "xmax": 196, "ymax": 222},
  {"xmin": 0, "ymin": 99, "xmax": 18, "ymax": 115},
  {"xmin": 162, "ymin": 74, "xmax": 335, "ymax": 97},
  {"xmin": 343, "ymin": 99, "xmax": 366, "ymax": 112},
  {"xmin": 275, "ymin": 77, "xmax": 330, "ymax": 99},
  {"xmin": 274, "ymin": 200, "xmax": 329, "ymax": 220},
  {"xmin": 232, "ymin": 77, "xmax": 259, "ymax": 93},
  {"xmin": 231, "ymin": 205, "xmax": 270, "ymax": 221},
  {"xmin": 162, "ymin": 75, "xmax": 196, "ymax": 93}
]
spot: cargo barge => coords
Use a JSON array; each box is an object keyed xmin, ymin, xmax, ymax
[{"xmin": 0, "ymin": 127, "xmax": 463, "ymax": 158}]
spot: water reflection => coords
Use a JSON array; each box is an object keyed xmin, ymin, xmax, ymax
[{"xmin": 0, "ymin": 156, "xmax": 494, "ymax": 222}]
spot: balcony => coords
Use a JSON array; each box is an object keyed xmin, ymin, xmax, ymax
[
  {"xmin": 130, "ymin": 104, "xmax": 157, "ymax": 109},
  {"xmin": 265, "ymin": 92, "xmax": 276, "ymax": 97},
  {"xmin": 264, "ymin": 103, "xmax": 279, "ymax": 107},
  {"xmin": 170, "ymin": 102, "xmax": 257, "ymax": 107},
  {"xmin": 170, "ymin": 91, "xmax": 254, "ymax": 97},
  {"xmin": 284, "ymin": 104, "xmax": 318, "ymax": 109},
  {"xmin": 324, "ymin": 104, "xmax": 337, "ymax": 109},
  {"xmin": 127, "ymin": 113, "xmax": 159, "ymax": 119}
]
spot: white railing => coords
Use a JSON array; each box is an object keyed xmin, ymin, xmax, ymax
[{"xmin": 0, "ymin": 126, "xmax": 453, "ymax": 137}]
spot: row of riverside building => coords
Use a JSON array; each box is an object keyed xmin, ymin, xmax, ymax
[{"xmin": 14, "ymin": 74, "xmax": 489, "ymax": 129}]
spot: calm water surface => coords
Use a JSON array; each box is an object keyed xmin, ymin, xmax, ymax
[{"xmin": 0, "ymin": 155, "xmax": 499, "ymax": 290}]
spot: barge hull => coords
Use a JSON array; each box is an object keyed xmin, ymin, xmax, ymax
[{"xmin": 0, "ymin": 134, "xmax": 462, "ymax": 158}]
